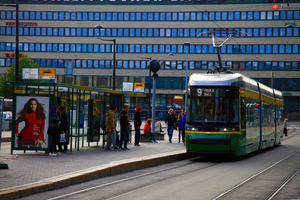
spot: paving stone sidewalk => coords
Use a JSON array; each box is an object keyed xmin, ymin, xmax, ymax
[{"xmin": 0, "ymin": 129, "xmax": 185, "ymax": 190}]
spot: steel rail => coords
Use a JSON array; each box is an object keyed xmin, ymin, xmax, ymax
[
  {"xmin": 47, "ymin": 156, "xmax": 219, "ymax": 200},
  {"xmin": 213, "ymin": 149, "xmax": 300, "ymax": 200},
  {"xmin": 265, "ymin": 166, "xmax": 300, "ymax": 200}
]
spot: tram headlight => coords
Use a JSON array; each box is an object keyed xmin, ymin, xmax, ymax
[{"xmin": 219, "ymin": 128, "xmax": 236, "ymax": 132}]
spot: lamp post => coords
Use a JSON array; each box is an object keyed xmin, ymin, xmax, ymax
[
  {"xmin": 94, "ymin": 24, "xmax": 116, "ymax": 90},
  {"xmin": 184, "ymin": 42, "xmax": 190, "ymax": 111},
  {"xmin": 139, "ymin": 56, "xmax": 152, "ymax": 119},
  {"xmin": 0, "ymin": 3, "xmax": 19, "ymax": 82}
]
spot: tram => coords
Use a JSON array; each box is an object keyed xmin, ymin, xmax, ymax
[{"xmin": 185, "ymin": 73, "xmax": 284, "ymax": 156}]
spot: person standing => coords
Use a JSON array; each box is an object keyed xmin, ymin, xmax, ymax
[
  {"xmin": 106, "ymin": 105, "xmax": 119, "ymax": 150},
  {"xmin": 48, "ymin": 106, "xmax": 60, "ymax": 156},
  {"xmin": 283, "ymin": 118, "xmax": 288, "ymax": 136},
  {"xmin": 57, "ymin": 106, "xmax": 68, "ymax": 152},
  {"xmin": 134, "ymin": 107, "xmax": 143, "ymax": 146},
  {"xmin": 165, "ymin": 108, "xmax": 177, "ymax": 143},
  {"xmin": 119, "ymin": 104, "xmax": 130, "ymax": 150},
  {"xmin": 179, "ymin": 110, "xmax": 186, "ymax": 144},
  {"xmin": 144, "ymin": 119, "xmax": 158, "ymax": 143},
  {"xmin": 177, "ymin": 109, "xmax": 184, "ymax": 143}
]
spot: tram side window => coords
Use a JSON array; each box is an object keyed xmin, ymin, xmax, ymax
[{"xmin": 241, "ymin": 98, "xmax": 246, "ymax": 129}]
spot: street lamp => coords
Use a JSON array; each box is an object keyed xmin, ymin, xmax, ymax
[
  {"xmin": 0, "ymin": 3, "xmax": 19, "ymax": 82},
  {"xmin": 139, "ymin": 56, "xmax": 152, "ymax": 118},
  {"xmin": 94, "ymin": 24, "xmax": 116, "ymax": 90},
  {"xmin": 184, "ymin": 42, "xmax": 190, "ymax": 111}
]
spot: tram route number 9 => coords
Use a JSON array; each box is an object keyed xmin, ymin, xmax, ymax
[
  {"xmin": 197, "ymin": 88, "xmax": 202, "ymax": 96},
  {"xmin": 195, "ymin": 88, "xmax": 215, "ymax": 97}
]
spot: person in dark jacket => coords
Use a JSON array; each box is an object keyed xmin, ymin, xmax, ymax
[
  {"xmin": 165, "ymin": 108, "xmax": 177, "ymax": 143},
  {"xmin": 57, "ymin": 106, "xmax": 68, "ymax": 152},
  {"xmin": 48, "ymin": 106, "xmax": 60, "ymax": 156},
  {"xmin": 134, "ymin": 107, "xmax": 143, "ymax": 146},
  {"xmin": 119, "ymin": 104, "xmax": 130, "ymax": 150}
]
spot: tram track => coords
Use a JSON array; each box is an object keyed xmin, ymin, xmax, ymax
[
  {"xmin": 47, "ymin": 156, "xmax": 222, "ymax": 200},
  {"xmin": 213, "ymin": 149, "xmax": 300, "ymax": 200}
]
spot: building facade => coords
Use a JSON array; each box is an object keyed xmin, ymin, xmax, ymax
[{"xmin": 1, "ymin": 0, "xmax": 300, "ymax": 118}]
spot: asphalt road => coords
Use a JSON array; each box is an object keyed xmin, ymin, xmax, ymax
[{"xmin": 18, "ymin": 123, "xmax": 300, "ymax": 200}]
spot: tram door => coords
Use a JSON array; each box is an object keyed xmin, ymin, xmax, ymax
[{"xmin": 87, "ymin": 99, "xmax": 105, "ymax": 142}]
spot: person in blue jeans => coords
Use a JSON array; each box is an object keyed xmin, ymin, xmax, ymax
[
  {"xmin": 165, "ymin": 108, "xmax": 177, "ymax": 143},
  {"xmin": 179, "ymin": 110, "xmax": 186, "ymax": 144},
  {"xmin": 143, "ymin": 119, "xmax": 158, "ymax": 143}
]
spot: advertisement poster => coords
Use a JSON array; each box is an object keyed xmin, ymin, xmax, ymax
[{"xmin": 14, "ymin": 96, "xmax": 49, "ymax": 149}]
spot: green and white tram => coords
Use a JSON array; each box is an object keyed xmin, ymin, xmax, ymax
[{"xmin": 186, "ymin": 73, "xmax": 284, "ymax": 156}]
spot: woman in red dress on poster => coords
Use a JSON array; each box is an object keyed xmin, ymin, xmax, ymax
[{"xmin": 15, "ymin": 98, "xmax": 46, "ymax": 148}]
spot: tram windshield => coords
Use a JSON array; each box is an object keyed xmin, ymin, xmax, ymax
[{"xmin": 190, "ymin": 87, "xmax": 239, "ymax": 125}]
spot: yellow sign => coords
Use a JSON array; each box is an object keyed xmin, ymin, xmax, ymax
[
  {"xmin": 134, "ymin": 83, "xmax": 145, "ymax": 88},
  {"xmin": 39, "ymin": 68, "xmax": 56, "ymax": 80},
  {"xmin": 134, "ymin": 83, "xmax": 145, "ymax": 93}
]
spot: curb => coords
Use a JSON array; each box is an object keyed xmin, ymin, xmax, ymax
[{"xmin": 0, "ymin": 150, "xmax": 188, "ymax": 200}]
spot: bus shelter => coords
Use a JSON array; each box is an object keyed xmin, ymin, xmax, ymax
[{"xmin": 6, "ymin": 82, "xmax": 146, "ymax": 154}]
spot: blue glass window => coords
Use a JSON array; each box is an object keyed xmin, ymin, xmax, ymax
[
  {"xmin": 100, "ymin": 13, "xmax": 105, "ymax": 21},
  {"xmin": 106, "ymin": 28, "xmax": 111, "ymax": 37},
  {"xmin": 124, "ymin": 29, "xmax": 129, "ymax": 36},
  {"xmin": 273, "ymin": 45, "xmax": 278, "ymax": 53},
  {"xmin": 273, "ymin": 28, "xmax": 279, "ymax": 36},
  {"xmin": 222, "ymin": 12, "xmax": 227, "ymax": 20},
  {"xmin": 280, "ymin": 11, "xmax": 286, "ymax": 20},
  {"xmin": 172, "ymin": 29, "xmax": 177, "ymax": 37},
  {"xmin": 253, "ymin": 28, "xmax": 259, "ymax": 36},
  {"xmin": 293, "ymin": 45, "xmax": 299, "ymax": 53},
  {"xmin": 266, "ymin": 28, "xmax": 272, "ymax": 36},
  {"xmin": 124, "ymin": 13, "xmax": 129, "ymax": 21},
  {"xmin": 142, "ymin": 13, "xmax": 147, "ymax": 21},
  {"xmin": 94, "ymin": 12, "xmax": 99, "ymax": 21},
  {"xmin": 24, "ymin": 11, "xmax": 29, "ymax": 20},
  {"xmin": 260, "ymin": 28, "xmax": 265, "ymax": 36},
  {"xmin": 0, "ymin": 11, "xmax": 5, "ymax": 19},
  {"xmin": 41, "ymin": 28, "xmax": 46, "ymax": 36},
  {"xmin": 47, "ymin": 28, "xmax": 52, "ymax": 36},
  {"xmin": 130, "ymin": 13, "xmax": 135, "ymax": 21},
  {"xmin": 112, "ymin": 12, "xmax": 117, "ymax": 21},
  {"xmin": 191, "ymin": 12, "xmax": 196, "ymax": 20},
  {"xmin": 202, "ymin": 45, "xmax": 207, "ymax": 53},
  {"xmin": 266, "ymin": 45, "xmax": 272, "ymax": 53},
  {"xmin": 88, "ymin": 28, "xmax": 94, "ymax": 36},
  {"xmin": 71, "ymin": 12, "xmax": 76, "ymax": 20},
  {"xmin": 227, "ymin": 45, "xmax": 232, "ymax": 53},
  {"xmin": 253, "ymin": 45, "xmax": 258, "ymax": 53},
  {"xmin": 280, "ymin": 28, "xmax": 285, "ymax": 36},
  {"xmin": 160, "ymin": 29, "xmax": 165, "ymax": 37},
  {"xmin": 148, "ymin": 29, "xmax": 153, "ymax": 37},
  {"xmin": 77, "ymin": 28, "xmax": 81, "ymax": 36},
  {"xmin": 197, "ymin": 12, "xmax": 202, "ymax": 20},
  {"xmin": 178, "ymin": 29, "xmax": 183, "ymax": 37},
  {"xmin": 259, "ymin": 45, "xmax": 265, "ymax": 53},
  {"xmin": 160, "ymin": 13, "xmax": 165, "ymax": 21},
  {"xmin": 111, "ymin": 28, "xmax": 117, "ymax": 37},
  {"xmin": 142, "ymin": 29, "xmax": 147, "ymax": 37},
  {"xmin": 286, "ymin": 28, "xmax": 292, "ymax": 36},
  {"xmin": 279, "ymin": 45, "xmax": 285, "ymax": 53},
  {"xmin": 167, "ymin": 12, "xmax": 172, "ymax": 21},
  {"xmin": 53, "ymin": 12, "xmax": 58, "ymax": 20},
  {"xmin": 227, "ymin": 12, "xmax": 233, "ymax": 20},
  {"xmin": 274, "ymin": 11, "xmax": 279, "ymax": 20},
  {"xmin": 241, "ymin": 12, "xmax": 246, "ymax": 20},
  {"xmin": 65, "ymin": 28, "xmax": 70, "ymax": 36},
  {"xmin": 294, "ymin": 11, "xmax": 300, "ymax": 19},
  {"xmin": 52, "ymin": 44, "xmax": 58, "ymax": 52},
  {"xmin": 240, "ymin": 45, "xmax": 245, "ymax": 53},
  {"xmin": 59, "ymin": 12, "xmax": 63, "ymax": 20},
  {"xmin": 184, "ymin": 29, "xmax": 189, "ymax": 37},
  {"xmin": 261, "ymin": 12, "xmax": 266, "ymax": 20},
  {"xmin": 185, "ymin": 12, "xmax": 190, "ymax": 21},
  {"xmin": 118, "ymin": 29, "xmax": 123, "ymax": 36},
  {"xmin": 293, "ymin": 28, "xmax": 299, "ymax": 36},
  {"xmin": 215, "ymin": 12, "xmax": 221, "ymax": 20},
  {"xmin": 53, "ymin": 28, "xmax": 58, "ymax": 36},
  {"xmin": 136, "ymin": 13, "xmax": 141, "ymax": 20},
  {"xmin": 247, "ymin": 12, "xmax": 253, "ymax": 20},
  {"xmin": 287, "ymin": 11, "xmax": 293, "ymax": 20},
  {"xmin": 107, "ymin": 13, "xmax": 112, "ymax": 21},
  {"xmin": 118, "ymin": 13, "xmax": 123, "ymax": 20},
  {"xmin": 64, "ymin": 12, "xmax": 70, "ymax": 20},
  {"xmin": 254, "ymin": 11, "xmax": 260, "ymax": 20},
  {"xmin": 235, "ymin": 12, "xmax": 240, "ymax": 20},
  {"xmin": 203, "ymin": 12, "xmax": 208, "ymax": 21},
  {"xmin": 48, "ymin": 12, "xmax": 52, "ymax": 20},
  {"xmin": 35, "ymin": 43, "xmax": 40, "ymax": 51},
  {"xmin": 267, "ymin": 11, "xmax": 273, "ymax": 20},
  {"xmin": 272, "ymin": 62, "xmax": 278, "ymax": 70},
  {"xmin": 286, "ymin": 45, "xmax": 292, "ymax": 54},
  {"xmin": 136, "ymin": 45, "xmax": 140, "ymax": 53},
  {"xmin": 148, "ymin": 12, "xmax": 153, "ymax": 21}
]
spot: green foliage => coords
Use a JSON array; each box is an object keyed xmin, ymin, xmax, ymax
[{"xmin": 0, "ymin": 55, "xmax": 41, "ymax": 98}]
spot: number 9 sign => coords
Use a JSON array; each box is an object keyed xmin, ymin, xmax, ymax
[{"xmin": 197, "ymin": 88, "xmax": 202, "ymax": 96}]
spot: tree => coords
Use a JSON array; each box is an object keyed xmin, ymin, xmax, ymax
[{"xmin": 0, "ymin": 55, "xmax": 40, "ymax": 98}]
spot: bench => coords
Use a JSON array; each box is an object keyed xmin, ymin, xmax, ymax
[{"xmin": 140, "ymin": 132, "xmax": 166, "ymax": 142}]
